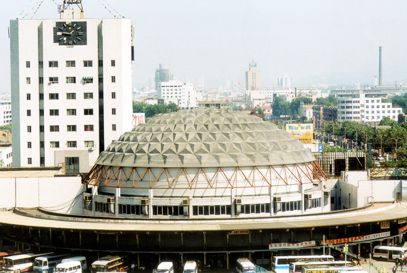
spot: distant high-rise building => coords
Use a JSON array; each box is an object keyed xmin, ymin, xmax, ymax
[
  {"xmin": 277, "ymin": 75, "xmax": 291, "ymax": 89},
  {"xmin": 10, "ymin": 0, "xmax": 134, "ymax": 172},
  {"xmin": 245, "ymin": 62, "xmax": 260, "ymax": 90},
  {"xmin": 378, "ymin": 46, "xmax": 383, "ymax": 86},
  {"xmin": 160, "ymin": 80, "xmax": 197, "ymax": 109},
  {"xmin": 155, "ymin": 64, "xmax": 173, "ymax": 95}
]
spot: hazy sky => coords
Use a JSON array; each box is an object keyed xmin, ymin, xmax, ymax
[{"xmin": 1, "ymin": 0, "xmax": 407, "ymax": 92}]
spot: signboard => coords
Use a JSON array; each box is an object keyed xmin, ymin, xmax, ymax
[
  {"xmin": 132, "ymin": 113, "xmax": 145, "ymax": 127},
  {"xmin": 285, "ymin": 123, "xmax": 314, "ymax": 144},
  {"xmin": 323, "ymin": 231, "xmax": 390, "ymax": 245},
  {"xmin": 380, "ymin": 221, "xmax": 390, "ymax": 229},
  {"xmin": 269, "ymin": 240, "xmax": 316, "ymax": 250}
]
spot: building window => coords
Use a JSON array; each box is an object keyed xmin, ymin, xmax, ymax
[
  {"xmin": 112, "ymin": 92, "xmax": 116, "ymax": 99},
  {"xmin": 84, "ymin": 124, "xmax": 94, "ymax": 131},
  {"xmin": 67, "ymin": 109, "xmax": 77, "ymax": 116},
  {"xmin": 27, "ymin": 126, "xmax": 32, "ymax": 132},
  {"xmin": 98, "ymin": 60, "xmax": 103, "ymax": 67},
  {"xmin": 50, "ymin": 109, "xmax": 59, "ymax": 116},
  {"xmin": 49, "ymin": 77, "xmax": 58, "ymax": 84},
  {"xmin": 40, "ymin": 125, "xmax": 44, "ymax": 132},
  {"xmin": 84, "ymin": 109, "xmax": 93, "ymax": 115},
  {"xmin": 26, "ymin": 61, "xmax": 30, "ymax": 68},
  {"xmin": 65, "ymin": 157, "xmax": 79, "ymax": 174},
  {"xmin": 40, "ymin": 109, "xmax": 44, "ymax": 116},
  {"xmin": 49, "ymin": 93, "xmax": 59, "ymax": 100},
  {"xmin": 26, "ymin": 77, "xmax": 31, "ymax": 84},
  {"xmin": 27, "ymin": 142, "xmax": 32, "ymax": 149},
  {"xmin": 83, "ymin": 60, "xmax": 93, "ymax": 67},
  {"xmin": 66, "ymin": 60, "xmax": 76, "ymax": 67},
  {"xmin": 50, "ymin": 141, "xmax": 60, "ymax": 148},
  {"xmin": 112, "ymin": 108, "xmax": 116, "ymax": 115},
  {"xmin": 84, "ymin": 92, "xmax": 93, "ymax": 99},
  {"xmin": 28, "ymin": 158, "xmax": 32, "ymax": 165},
  {"xmin": 67, "ymin": 125, "xmax": 77, "ymax": 132},
  {"xmin": 85, "ymin": 141, "xmax": 94, "ymax": 148},
  {"xmin": 111, "ymin": 76, "xmax": 116, "ymax": 83},
  {"xmin": 48, "ymin": 61, "xmax": 58, "ymax": 67},
  {"xmin": 111, "ymin": 60, "xmax": 116, "ymax": 67},
  {"xmin": 67, "ymin": 141, "xmax": 77, "ymax": 148},
  {"xmin": 66, "ymin": 93, "xmax": 76, "ymax": 100},
  {"xmin": 50, "ymin": 125, "xmax": 59, "ymax": 132},
  {"xmin": 66, "ymin": 77, "xmax": 76, "ymax": 84},
  {"xmin": 27, "ymin": 110, "xmax": 31, "ymax": 116},
  {"xmin": 112, "ymin": 124, "xmax": 116, "ymax": 131},
  {"xmin": 26, "ymin": 94, "xmax": 31, "ymax": 100},
  {"xmin": 39, "ymin": 77, "xmax": 44, "ymax": 84}
]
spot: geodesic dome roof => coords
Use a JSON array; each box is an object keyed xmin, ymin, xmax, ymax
[{"xmin": 96, "ymin": 109, "xmax": 314, "ymax": 168}]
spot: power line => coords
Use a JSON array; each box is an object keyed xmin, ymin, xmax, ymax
[{"xmin": 97, "ymin": 0, "xmax": 125, "ymax": 18}]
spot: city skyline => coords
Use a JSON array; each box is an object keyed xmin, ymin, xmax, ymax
[{"xmin": 1, "ymin": 0, "xmax": 407, "ymax": 92}]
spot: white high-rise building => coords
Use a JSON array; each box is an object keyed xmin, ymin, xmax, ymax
[
  {"xmin": 10, "ymin": 1, "xmax": 134, "ymax": 173},
  {"xmin": 336, "ymin": 91, "xmax": 402, "ymax": 122},
  {"xmin": 160, "ymin": 80, "xmax": 197, "ymax": 109},
  {"xmin": 0, "ymin": 100, "xmax": 12, "ymax": 126}
]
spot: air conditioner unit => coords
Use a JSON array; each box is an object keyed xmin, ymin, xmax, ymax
[
  {"xmin": 274, "ymin": 197, "xmax": 281, "ymax": 202},
  {"xmin": 304, "ymin": 194, "xmax": 312, "ymax": 199},
  {"xmin": 107, "ymin": 197, "xmax": 115, "ymax": 203},
  {"xmin": 141, "ymin": 199, "xmax": 149, "ymax": 205},
  {"xmin": 182, "ymin": 199, "xmax": 189, "ymax": 205}
]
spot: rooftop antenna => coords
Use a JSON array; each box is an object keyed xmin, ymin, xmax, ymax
[{"xmin": 60, "ymin": 0, "xmax": 84, "ymax": 19}]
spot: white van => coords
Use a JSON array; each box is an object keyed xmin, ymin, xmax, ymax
[
  {"xmin": 157, "ymin": 261, "xmax": 174, "ymax": 273},
  {"xmin": 61, "ymin": 257, "xmax": 87, "ymax": 271},
  {"xmin": 183, "ymin": 261, "xmax": 197, "ymax": 273},
  {"xmin": 372, "ymin": 246, "xmax": 407, "ymax": 261},
  {"xmin": 55, "ymin": 261, "xmax": 82, "ymax": 273}
]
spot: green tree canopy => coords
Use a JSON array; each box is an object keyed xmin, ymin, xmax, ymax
[{"xmin": 133, "ymin": 102, "xmax": 178, "ymax": 118}]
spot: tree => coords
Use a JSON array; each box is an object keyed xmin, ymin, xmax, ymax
[
  {"xmin": 392, "ymin": 94, "xmax": 407, "ymax": 114},
  {"xmin": 289, "ymin": 97, "xmax": 312, "ymax": 117},
  {"xmin": 316, "ymin": 96, "xmax": 337, "ymax": 106},
  {"xmin": 272, "ymin": 96, "xmax": 290, "ymax": 117},
  {"xmin": 379, "ymin": 117, "xmax": 397, "ymax": 126},
  {"xmin": 133, "ymin": 102, "xmax": 178, "ymax": 118}
]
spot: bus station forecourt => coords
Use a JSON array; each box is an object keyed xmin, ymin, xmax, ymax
[{"xmin": 0, "ymin": 109, "xmax": 407, "ymax": 272}]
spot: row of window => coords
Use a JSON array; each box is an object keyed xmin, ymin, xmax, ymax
[
  {"xmin": 25, "ymin": 76, "xmax": 116, "ymax": 85},
  {"xmin": 26, "ymin": 60, "xmax": 116, "ymax": 68},
  {"xmin": 26, "ymin": 108, "xmax": 95, "ymax": 116},
  {"xmin": 26, "ymin": 92, "xmax": 116, "ymax": 101},
  {"xmin": 26, "ymin": 124, "xmax": 117, "ymax": 132},
  {"xmin": 27, "ymin": 140, "xmax": 94, "ymax": 149}
]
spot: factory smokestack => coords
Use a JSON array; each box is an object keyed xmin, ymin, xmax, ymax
[{"xmin": 378, "ymin": 46, "xmax": 382, "ymax": 86}]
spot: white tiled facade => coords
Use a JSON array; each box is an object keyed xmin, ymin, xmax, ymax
[
  {"xmin": 160, "ymin": 80, "xmax": 197, "ymax": 109},
  {"xmin": 0, "ymin": 101, "xmax": 12, "ymax": 126},
  {"xmin": 10, "ymin": 11, "xmax": 134, "ymax": 172},
  {"xmin": 0, "ymin": 145, "xmax": 12, "ymax": 168},
  {"xmin": 337, "ymin": 92, "xmax": 402, "ymax": 122}
]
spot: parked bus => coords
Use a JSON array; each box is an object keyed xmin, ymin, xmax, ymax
[
  {"xmin": 33, "ymin": 254, "xmax": 70, "ymax": 273},
  {"xmin": 290, "ymin": 261, "xmax": 353, "ymax": 273},
  {"xmin": 302, "ymin": 266, "xmax": 366, "ymax": 273},
  {"xmin": 90, "ymin": 256, "xmax": 127, "ymax": 273},
  {"xmin": 156, "ymin": 261, "xmax": 174, "ymax": 273},
  {"xmin": 3, "ymin": 253, "xmax": 53, "ymax": 273},
  {"xmin": 183, "ymin": 261, "xmax": 198, "ymax": 273},
  {"xmin": 61, "ymin": 257, "xmax": 87, "ymax": 271},
  {"xmin": 236, "ymin": 258, "xmax": 256, "ymax": 273},
  {"xmin": 55, "ymin": 261, "xmax": 82, "ymax": 273},
  {"xmin": 372, "ymin": 246, "xmax": 407, "ymax": 261},
  {"xmin": 272, "ymin": 255, "xmax": 334, "ymax": 273}
]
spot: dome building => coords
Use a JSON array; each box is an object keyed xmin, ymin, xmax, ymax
[{"xmin": 83, "ymin": 109, "xmax": 329, "ymax": 218}]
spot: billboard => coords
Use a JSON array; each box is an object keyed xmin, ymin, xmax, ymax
[
  {"xmin": 132, "ymin": 113, "xmax": 145, "ymax": 127},
  {"xmin": 285, "ymin": 123, "xmax": 314, "ymax": 144}
]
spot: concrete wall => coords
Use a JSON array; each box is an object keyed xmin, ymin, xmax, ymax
[
  {"xmin": 0, "ymin": 176, "xmax": 83, "ymax": 214},
  {"xmin": 337, "ymin": 171, "xmax": 403, "ymax": 209}
]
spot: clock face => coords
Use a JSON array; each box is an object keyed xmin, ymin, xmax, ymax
[{"xmin": 53, "ymin": 21, "xmax": 87, "ymax": 46}]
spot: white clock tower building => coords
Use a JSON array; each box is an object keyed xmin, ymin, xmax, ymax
[{"xmin": 10, "ymin": 0, "xmax": 134, "ymax": 173}]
